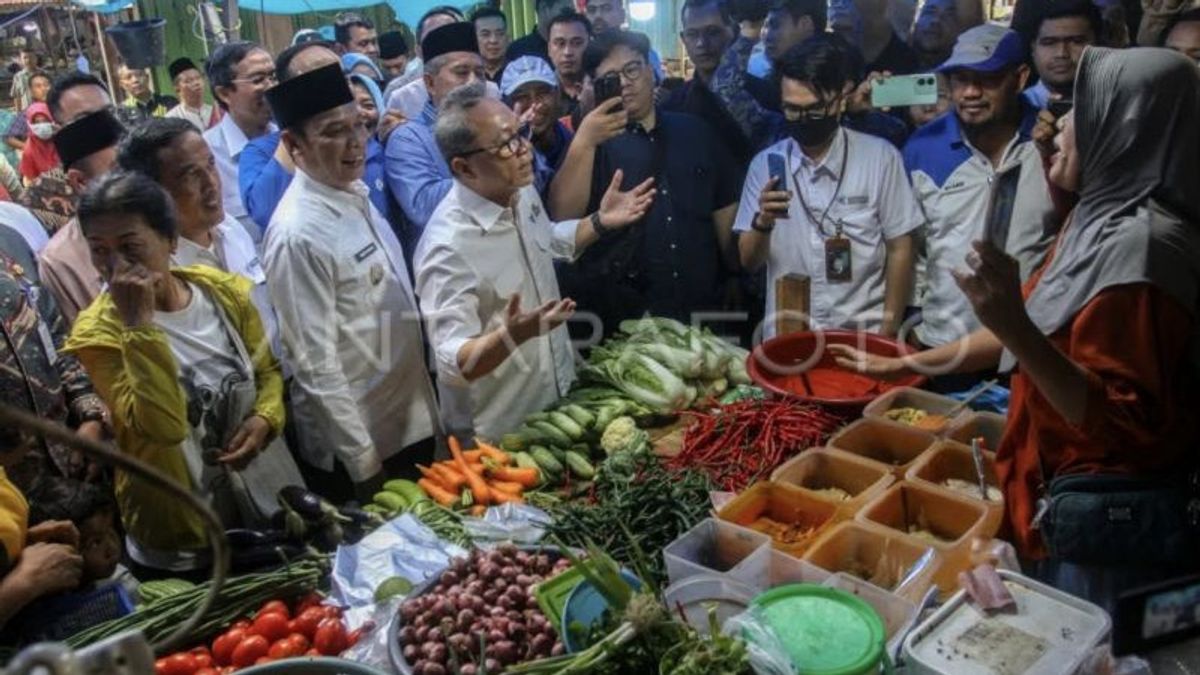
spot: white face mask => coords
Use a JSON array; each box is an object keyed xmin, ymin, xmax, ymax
[{"xmin": 30, "ymin": 122, "xmax": 54, "ymax": 140}]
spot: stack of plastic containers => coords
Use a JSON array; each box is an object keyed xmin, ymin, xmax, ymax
[
  {"xmin": 826, "ymin": 417, "xmax": 939, "ymax": 478},
  {"xmin": 716, "ymin": 481, "xmax": 840, "ymax": 556},
  {"xmin": 770, "ymin": 446, "xmax": 895, "ymax": 517},
  {"xmin": 906, "ymin": 439, "xmax": 1004, "ymax": 533}
]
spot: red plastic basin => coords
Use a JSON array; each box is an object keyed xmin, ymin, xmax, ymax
[{"xmin": 747, "ymin": 330, "xmax": 926, "ymax": 410}]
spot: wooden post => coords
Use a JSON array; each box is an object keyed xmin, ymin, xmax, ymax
[
  {"xmin": 93, "ymin": 12, "xmax": 118, "ymax": 99},
  {"xmin": 225, "ymin": 0, "xmax": 239, "ymax": 40},
  {"xmin": 774, "ymin": 273, "xmax": 811, "ymax": 337}
]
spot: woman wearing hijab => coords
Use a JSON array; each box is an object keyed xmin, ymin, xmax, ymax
[
  {"xmin": 17, "ymin": 102, "xmax": 59, "ymax": 184},
  {"xmin": 832, "ymin": 47, "xmax": 1200, "ymax": 611},
  {"xmin": 347, "ymin": 72, "xmax": 390, "ymax": 217}
]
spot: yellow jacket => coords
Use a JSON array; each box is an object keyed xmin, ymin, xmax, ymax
[{"xmin": 64, "ymin": 265, "xmax": 285, "ymax": 551}]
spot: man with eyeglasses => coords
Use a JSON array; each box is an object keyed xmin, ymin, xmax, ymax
[
  {"xmin": 385, "ymin": 22, "xmax": 487, "ymax": 256},
  {"xmin": 114, "ymin": 64, "xmax": 178, "ymax": 128},
  {"xmin": 903, "ymin": 25, "xmax": 1058, "ymax": 372},
  {"xmin": 204, "ymin": 42, "xmax": 278, "ymax": 247},
  {"xmin": 165, "ymin": 58, "xmax": 222, "ymax": 131},
  {"xmin": 415, "ymin": 82, "xmax": 653, "ymax": 440},
  {"xmin": 263, "ymin": 63, "xmax": 441, "ymax": 502},
  {"xmin": 501, "ymin": 57, "xmax": 572, "ymax": 195},
  {"xmin": 736, "ymin": 34, "xmax": 920, "ymax": 339},
  {"xmin": 549, "ymin": 30, "xmax": 740, "ymax": 336}
]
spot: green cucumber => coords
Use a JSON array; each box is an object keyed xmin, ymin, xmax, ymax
[
  {"xmin": 531, "ymin": 420, "xmax": 573, "ymax": 448},
  {"xmin": 500, "ymin": 433, "xmax": 529, "ymax": 453},
  {"xmin": 373, "ymin": 491, "xmax": 407, "ymax": 513},
  {"xmin": 561, "ymin": 404, "xmax": 596, "ymax": 430},
  {"xmin": 529, "ymin": 445, "xmax": 564, "ymax": 477},
  {"xmin": 564, "ymin": 450, "xmax": 596, "ymax": 479},
  {"xmin": 384, "ymin": 479, "xmax": 425, "ymax": 504},
  {"xmin": 546, "ymin": 411, "xmax": 585, "ymax": 440},
  {"xmin": 513, "ymin": 451, "xmax": 543, "ymax": 480}
]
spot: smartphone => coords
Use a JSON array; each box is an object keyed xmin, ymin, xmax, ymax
[
  {"xmin": 1048, "ymin": 99, "xmax": 1073, "ymax": 119},
  {"xmin": 871, "ymin": 74, "xmax": 939, "ymax": 108},
  {"xmin": 766, "ymin": 152, "xmax": 789, "ymax": 218},
  {"xmin": 984, "ymin": 164, "xmax": 1022, "ymax": 251},
  {"xmin": 593, "ymin": 72, "xmax": 624, "ymax": 112}
]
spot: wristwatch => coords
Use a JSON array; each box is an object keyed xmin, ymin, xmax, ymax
[
  {"xmin": 591, "ymin": 211, "xmax": 616, "ymax": 238},
  {"xmin": 751, "ymin": 212, "xmax": 774, "ymax": 233}
]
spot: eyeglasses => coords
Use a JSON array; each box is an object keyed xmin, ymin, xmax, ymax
[
  {"xmin": 681, "ymin": 26, "xmax": 728, "ymax": 45},
  {"xmin": 782, "ymin": 95, "xmax": 841, "ymax": 122},
  {"xmin": 599, "ymin": 59, "xmax": 646, "ymax": 83},
  {"xmin": 459, "ymin": 123, "xmax": 533, "ymax": 159},
  {"xmin": 233, "ymin": 70, "xmax": 278, "ymax": 88}
]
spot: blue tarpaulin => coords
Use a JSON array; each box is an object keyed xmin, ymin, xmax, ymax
[{"xmin": 72, "ymin": 0, "xmax": 473, "ymax": 28}]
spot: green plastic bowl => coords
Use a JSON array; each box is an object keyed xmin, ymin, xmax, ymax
[{"xmin": 750, "ymin": 583, "xmax": 886, "ymax": 675}]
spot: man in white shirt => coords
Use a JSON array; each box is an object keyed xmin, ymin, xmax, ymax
[
  {"xmin": 204, "ymin": 42, "xmax": 278, "ymax": 246},
  {"xmin": 736, "ymin": 34, "xmax": 920, "ymax": 338},
  {"xmin": 264, "ymin": 63, "xmax": 441, "ymax": 500},
  {"xmin": 415, "ymin": 82, "xmax": 654, "ymax": 440},
  {"xmin": 165, "ymin": 58, "xmax": 221, "ymax": 131},
  {"xmin": 115, "ymin": 117, "xmax": 276, "ymax": 353}
]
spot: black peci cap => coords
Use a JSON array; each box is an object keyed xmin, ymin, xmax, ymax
[
  {"xmin": 379, "ymin": 31, "xmax": 408, "ymax": 59},
  {"xmin": 421, "ymin": 22, "xmax": 479, "ymax": 62},
  {"xmin": 168, "ymin": 57, "xmax": 199, "ymax": 81},
  {"xmin": 265, "ymin": 62, "xmax": 354, "ymax": 130},
  {"xmin": 53, "ymin": 108, "xmax": 124, "ymax": 169}
]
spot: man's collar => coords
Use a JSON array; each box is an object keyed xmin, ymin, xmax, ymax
[
  {"xmin": 420, "ymin": 100, "xmax": 438, "ymax": 128},
  {"xmin": 947, "ymin": 99, "xmax": 1040, "ymax": 150},
  {"xmin": 294, "ymin": 168, "xmax": 369, "ymax": 203},
  {"xmin": 218, "ymin": 112, "xmax": 276, "ymax": 155},
  {"xmin": 787, "ymin": 128, "xmax": 847, "ymax": 178},
  {"xmin": 453, "ymin": 181, "xmax": 518, "ymax": 233}
]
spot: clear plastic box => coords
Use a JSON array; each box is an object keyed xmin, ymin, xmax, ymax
[
  {"xmin": 769, "ymin": 548, "xmax": 832, "ymax": 586},
  {"xmin": 803, "ymin": 521, "xmax": 942, "ymax": 603},
  {"xmin": 770, "ymin": 447, "xmax": 896, "ymax": 517},
  {"xmin": 663, "ymin": 517, "xmax": 772, "ymax": 590},
  {"xmin": 857, "ymin": 481, "xmax": 989, "ymax": 551},
  {"xmin": 827, "ymin": 418, "xmax": 938, "ymax": 478},
  {"xmin": 905, "ymin": 440, "xmax": 1004, "ymax": 536},
  {"xmin": 823, "ymin": 572, "xmax": 919, "ymax": 654},
  {"xmin": 717, "ymin": 481, "xmax": 840, "ymax": 557},
  {"xmin": 863, "ymin": 386, "xmax": 964, "ymax": 435},
  {"xmin": 946, "ymin": 411, "xmax": 1008, "ymax": 453},
  {"xmin": 663, "ymin": 574, "xmax": 758, "ymax": 635}
]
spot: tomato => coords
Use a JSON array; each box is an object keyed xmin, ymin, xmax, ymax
[
  {"xmin": 255, "ymin": 656, "xmax": 274, "ymax": 665},
  {"xmin": 295, "ymin": 591, "xmax": 323, "ymax": 614},
  {"xmin": 268, "ymin": 637, "xmax": 301, "ymax": 660},
  {"xmin": 251, "ymin": 612, "xmax": 291, "ymax": 642},
  {"xmin": 189, "ymin": 647, "xmax": 213, "ymax": 669},
  {"xmin": 286, "ymin": 633, "xmax": 310, "ymax": 653},
  {"xmin": 287, "ymin": 606, "xmax": 324, "ymax": 640},
  {"xmin": 312, "ymin": 618, "xmax": 349, "ymax": 656},
  {"xmin": 319, "ymin": 605, "xmax": 343, "ymax": 620},
  {"xmin": 232, "ymin": 619, "xmax": 252, "ymax": 631},
  {"xmin": 211, "ymin": 628, "xmax": 245, "ymax": 666},
  {"xmin": 194, "ymin": 669, "xmax": 219, "ymax": 675},
  {"xmin": 305, "ymin": 648, "xmax": 321, "ymax": 657},
  {"xmin": 155, "ymin": 653, "xmax": 198, "ymax": 675},
  {"xmin": 257, "ymin": 600, "xmax": 290, "ymax": 619},
  {"xmin": 231, "ymin": 635, "xmax": 270, "ymax": 668}
]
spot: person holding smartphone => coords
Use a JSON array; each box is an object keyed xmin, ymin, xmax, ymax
[{"xmin": 735, "ymin": 34, "xmax": 921, "ymax": 338}]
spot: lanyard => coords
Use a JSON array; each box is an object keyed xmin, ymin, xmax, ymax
[{"xmin": 790, "ymin": 132, "xmax": 850, "ymax": 238}]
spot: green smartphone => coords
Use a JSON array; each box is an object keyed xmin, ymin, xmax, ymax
[{"xmin": 871, "ymin": 74, "xmax": 939, "ymax": 108}]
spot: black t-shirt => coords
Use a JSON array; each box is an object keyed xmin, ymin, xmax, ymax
[{"xmin": 867, "ymin": 32, "xmax": 920, "ymax": 76}]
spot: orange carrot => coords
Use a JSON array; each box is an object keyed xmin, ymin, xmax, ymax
[
  {"xmin": 468, "ymin": 505, "xmax": 487, "ymax": 517},
  {"xmin": 418, "ymin": 478, "xmax": 458, "ymax": 506},
  {"xmin": 417, "ymin": 464, "xmax": 451, "ymax": 490},
  {"xmin": 463, "ymin": 449, "xmax": 485, "ymax": 462},
  {"xmin": 449, "ymin": 436, "xmax": 491, "ymax": 505},
  {"xmin": 433, "ymin": 463, "xmax": 467, "ymax": 490},
  {"xmin": 486, "ymin": 465, "xmax": 541, "ymax": 488},
  {"xmin": 473, "ymin": 439, "xmax": 512, "ymax": 465},
  {"xmin": 490, "ymin": 489, "xmax": 524, "ymax": 505},
  {"xmin": 488, "ymin": 480, "xmax": 524, "ymax": 495}
]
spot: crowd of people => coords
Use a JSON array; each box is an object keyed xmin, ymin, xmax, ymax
[{"xmin": 1, "ymin": 0, "xmax": 1199, "ymax": 640}]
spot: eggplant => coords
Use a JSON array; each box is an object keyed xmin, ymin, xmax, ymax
[
  {"xmin": 339, "ymin": 506, "xmax": 386, "ymax": 529},
  {"xmin": 278, "ymin": 485, "xmax": 328, "ymax": 520}
]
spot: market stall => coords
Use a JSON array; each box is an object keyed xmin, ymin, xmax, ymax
[{"xmin": 12, "ymin": 318, "xmax": 1186, "ymax": 675}]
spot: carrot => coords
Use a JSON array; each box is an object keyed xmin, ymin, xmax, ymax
[
  {"xmin": 463, "ymin": 449, "xmax": 486, "ymax": 462},
  {"xmin": 486, "ymin": 465, "xmax": 541, "ymax": 488},
  {"xmin": 468, "ymin": 505, "xmax": 487, "ymax": 517},
  {"xmin": 433, "ymin": 463, "xmax": 467, "ymax": 490},
  {"xmin": 489, "ymin": 480, "xmax": 525, "ymax": 495},
  {"xmin": 473, "ymin": 439, "xmax": 512, "ymax": 465},
  {"xmin": 418, "ymin": 478, "xmax": 459, "ymax": 507},
  {"xmin": 417, "ymin": 464, "xmax": 453, "ymax": 490},
  {"xmin": 449, "ymin": 436, "xmax": 491, "ymax": 505},
  {"xmin": 490, "ymin": 489, "xmax": 524, "ymax": 505}
]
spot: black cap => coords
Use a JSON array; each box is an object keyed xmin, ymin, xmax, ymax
[
  {"xmin": 265, "ymin": 62, "xmax": 354, "ymax": 130},
  {"xmin": 379, "ymin": 31, "xmax": 407, "ymax": 59},
  {"xmin": 421, "ymin": 23, "xmax": 479, "ymax": 62},
  {"xmin": 53, "ymin": 109, "xmax": 124, "ymax": 169},
  {"xmin": 168, "ymin": 57, "xmax": 199, "ymax": 81}
]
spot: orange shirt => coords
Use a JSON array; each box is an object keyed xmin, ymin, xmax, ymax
[{"xmin": 996, "ymin": 282, "xmax": 1198, "ymax": 559}]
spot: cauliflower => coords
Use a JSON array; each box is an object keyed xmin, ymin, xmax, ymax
[{"xmin": 600, "ymin": 416, "xmax": 650, "ymax": 456}]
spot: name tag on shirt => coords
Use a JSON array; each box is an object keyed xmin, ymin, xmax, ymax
[
  {"xmin": 354, "ymin": 243, "xmax": 378, "ymax": 263},
  {"xmin": 37, "ymin": 319, "xmax": 58, "ymax": 366},
  {"xmin": 838, "ymin": 195, "xmax": 869, "ymax": 206}
]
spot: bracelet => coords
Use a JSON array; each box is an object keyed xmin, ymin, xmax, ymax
[
  {"xmin": 751, "ymin": 213, "xmax": 774, "ymax": 233},
  {"xmin": 591, "ymin": 211, "xmax": 615, "ymax": 238}
]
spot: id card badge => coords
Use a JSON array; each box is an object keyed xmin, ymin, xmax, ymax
[
  {"xmin": 36, "ymin": 312, "xmax": 58, "ymax": 365},
  {"xmin": 824, "ymin": 234, "xmax": 852, "ymax": 283}
]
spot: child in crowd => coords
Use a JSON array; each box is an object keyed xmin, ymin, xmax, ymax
[{"xmin": 28, "ymin": 478, "xmax": 135, "ymax": 597}]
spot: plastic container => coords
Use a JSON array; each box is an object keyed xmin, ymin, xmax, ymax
[
  {"xmin": 947, "ymin": 411, "xmax": 1008, "ymax": 452},
  {"xmin": 903, "ymin": 569, "xmax": 1111, "ymax": 675},
  {"xmin": 105, "ymin": 19, "xmax": 167, "ymax": 68},
  {"xmin": 770, "ymin": 548, "xmax": 832, "ymax": 586},
  {"xmin": 906, "ymin": 440, "xmax": 1004, "ymax": 535},
  {"xmin": 663, "ymin": 574, "xmax": 758, "ymax": 635},
  {"xmin": 858, "ymin": 481, "xmax": 989, "ymax": 550},
  {"xmin": 863, "ymin": 386, "xmax": 964, "ymax": 434},
  {"xmin": 749, "ymin": 583, "xmax": 887, "ymax": 674},
  {"xmin": 717, "ymin": 481, "xmax": 840, "ymax": 557},
  {"xmin": 561, "ymin": 570, "xmax": 642, "ymax": 652},
  {"xmin": 803, "ymin": 521, "xmax": 942, "ymax": 603},
  {"xmin": 771, "ymin": 447, "xmax": 896, "ymax": 516},
  {"xmin": 747, "ymin": 330, "xmax": 926, "ymax": 411},
  {"xmin": 823, "ymin": 572, "xmax": 919, "ymax": 655},
  {"xmin": 663, "ymin": 517, "xmax": 772, "ymax": 589},
  {"xmin": 240, "ymin": 658, "xmax": 390, "ymax": 675},
  {"xmin": 828, "ymin": 418, "xmax": 938, "ymax": 478}
]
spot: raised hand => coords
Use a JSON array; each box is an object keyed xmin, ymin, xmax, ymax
[
  {"xmin": 575, "ymin": 97, "xmax": 628, "ymax": 148},
  {"xmin": 502, "ymin": 293, "xmax": 576, "ymax": 346},
  {"xmin": 755, "ymin": 177, "xmax": 792, "ymax": 230},
  {"xmin": 109, "ymin": 260, "xmax": 159, "ymax": 328},
  {"xmin": 597, "ymin": 169, "xmax": 655, "ymax": 229}
]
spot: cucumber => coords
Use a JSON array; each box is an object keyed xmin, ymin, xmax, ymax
[
  {"xmin": 513, "ymin": 451, "xmax": 543, "ymax": 478},
  {"xmin": 384, "ymin": 479, "xmax": 425, "ymax": 504},
  {"xmin": 561, "ymin": 404, "xmax": 596, "ymax": 430},
  {"xmin": 564, "ymin": 450, "xmax": 596, "ymax": 479},
  {"xmin": 362, "ymin": 503, "xmax": 390, "ymax": 515},
  {"xmin": 526, "ymin": 411, "xmax": 551, "ymax": 424},
  {"xmin": 529, "ymin": 445, "xmax": 564, "ymax": 477},
  {"xmin": 373, "ymin": 491, "xmax": 407, "ymax": 513},
  {"xmin": 500, "ymin": 433, "xmax": 529, "ymax": 453},
  {"xmin": 546, "ymin": 411, "xmax": 585, "ymax": 440},
  {"xmin": 546, "ymin": 444, "xmax": 566, "ymax": 462},
  {"xmin": 516, "ymin": 425, "xmax": 549, "ymax": 445},
  {"xmin": 531, "ymin": 420, "xmax": 573, "ymax": 448}
]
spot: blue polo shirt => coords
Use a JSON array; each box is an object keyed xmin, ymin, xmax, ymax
[
  {"xmin": 557, "ymin": 110, "xmax": 741, "ymax": 333},
  {"xmin": 384, "ymin": 101, "xmax": 453, "ymax": 254}
]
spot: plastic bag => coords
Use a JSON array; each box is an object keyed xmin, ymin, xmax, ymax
[
  {"xmin": 723, "ymin": 606, "xmax": 796, "ymax": 675},
  {"xmin": 459, "ymin": 503, "xmax": 552, "ymax": 547}
]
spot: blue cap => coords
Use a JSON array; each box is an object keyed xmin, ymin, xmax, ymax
[{"xmin": 937, "ymin": 24, "xmax": 1026, "ymax": 73}]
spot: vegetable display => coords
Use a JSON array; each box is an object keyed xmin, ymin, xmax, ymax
[
  {"xmin": 395, "ymin": 544, "xmax": 572, "ymax": 674},
  {"xmin": 543, "ymin": 450, "xmax": 712, "ymax": 587},
  {"xmin": 67, "ymin": 557, "xmax": 327, "ymax": 649},
  {"xmin": 152, "ymin": 594, "xmax": 365, "ymax": 673},
  {"xmin": 364, "ymin": 478, "xmax": 471, "ymax": 547},
  {"xmin": 668, "ymin": 398, "xmax": 842, "ymax": 491}
]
